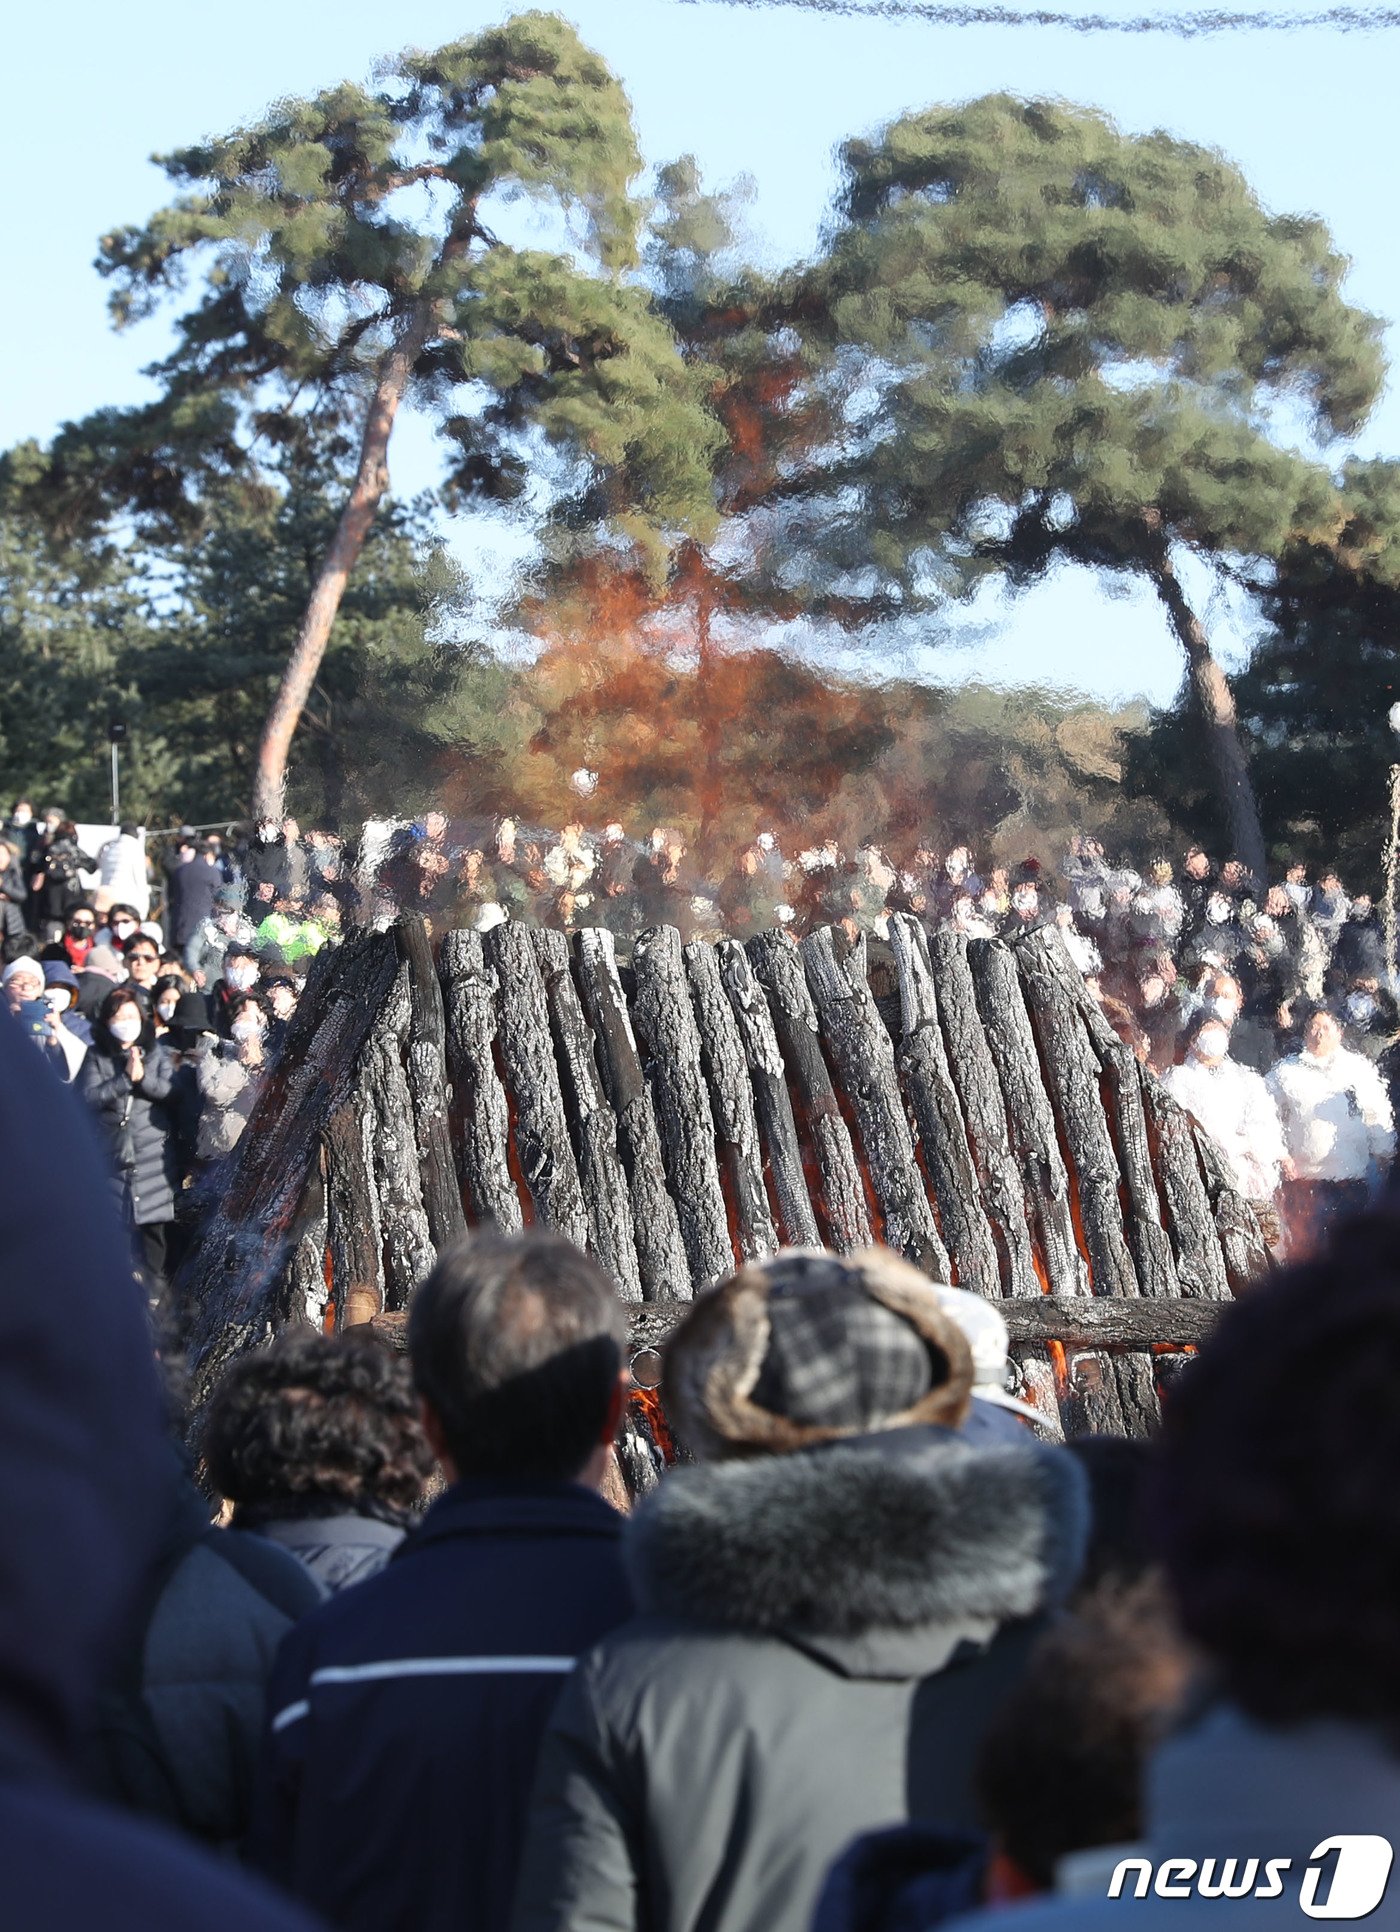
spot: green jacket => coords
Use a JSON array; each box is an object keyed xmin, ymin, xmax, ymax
[{"xmin": 510, "ymin": 1430, "xmax": 1087, "ymax": 1932}]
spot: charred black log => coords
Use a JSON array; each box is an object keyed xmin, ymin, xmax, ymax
[
  {"xmin": 326, "ymin": 1096, "xmax": 383, "ymax": 1318},
  {"xmin": 180, "ymin": 928, "xmax": 400, "ymax": 1375},
  {"xmin": 800, "ymin": 926, "xmax": 948, "ymax": 1276},
  {"xmin": 1190, "ymin": 1122, "xmax": 1271, "ymax": 1294},
  {"xmin": 926, "ymin": 933, "xmax": 1039, "ymax": 1297},
  {"xmin": 486, "ymin": 922, "xmax": 590, "ymax": 1250},
  {"xmin": 684, "ymin": 941, "xmax": 779, "ymax": 1262},
  {"xmin": 397, "ymin": 915, "xmax": 467, "ymax": 1254},
  {"xmin": 438, "ymin": 930, "xmax": 522, "ymax": 1233},
  {"xmin": 532, "ymin": 929, "xmax": 643, "ymax": 1302},
  {"xmin": 1015, "ymin": 932, "xmax": 1139, "ymax": 1299},
  {"xmin": 631, "ymin": 926, "xmax": 733, "ymax": 1292},
  {"xmin": 748, "ymin": 929, "xmax": 872, "ymax": 1253},
  {"xmin": 363, "ymin": 966, "xmax": 435, "ymax": 1312},
  {"xmin": 1138, "ymin": 1073, "xmax": 1232, "ymax": 1301},
  {"xmin": 885, "ymin": 915, "xmax": 1000, "ymax": 1292},
  {"xmin": 715, "ymin": 939, "xmax": 820, "ymax": 1249},
  {"xmin": 966, "ymin": 938, "xmax": 1086, "ymax": 1296},
  {"xmin": 574, "ymin": 929, "xmax": 690, "ymax": 1301}
]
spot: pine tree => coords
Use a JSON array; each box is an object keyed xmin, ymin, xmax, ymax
[
  {"xmin": 783, "ymin": 94, "xmax": 1386, "ymax": 880},
  {"xmin": 36, "ymin": 14, "xmax": 720, "ymax": 817}
]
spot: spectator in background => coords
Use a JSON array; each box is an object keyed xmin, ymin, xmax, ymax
[
  {"xmin": 43, "ymin": 959, "xmax": 92, "ymax": 1048},
  {"xmin": 31, "ymin": 819, "xmax": 96, "ymax": 943},
  {"xmin": 42, "ymin": 900, "xmax": 98, "ymax": 972},
  {"xmin": 123, "ymin": 935, "xmax": 163, "ymax": 1001},
  {"xmin": 1268, "ymin": 1004, "xmax": 1395, "ymax": 1253},
  {"xmin": 264, "ymin": 974, "xmax": 299, "ymax": 1052},
  {"xmin": 165, "ymin": 836, "xmax": 223, "ymax": 967},
  {"xmin": 210, "ymin": 943, "xmax": 261, "ymax": 1037},
  {"xmin": 0, "ymin": 835, "xmax": 29, "ymax": 959},
  {"xmin": 1164, "ymin": 1013, "xmax": 1286, "ymax": 1225},
  {"xmin": 187, "ymin": 888, "xmax": 254, "ymax": 991},
  {"xmin": 5, "ymin": 955, "xmax": 84, "ymax": 1082},
  {"xmin": 196, "ymin": 991, "xmax": 271, "ymax": 1160},
  {"xmin": 96, "ymin": 902, "xmax": 144, "ymax": 956},
  {"xmin": 76, "ymin": 942, "xmax": 124, "ymax": 1019},
  {"xmin": 98, "ymin": 822, "xmax": 150, "ymax": 918},
  {"xmin": 252, "ymin": 1230, "xmax": 634, "ymax": 1932},
  {"xmin": 77, "ymin": 987, "xmax": 180, "ymax": 1285},
  {"xmin": 203, "ymin": 1331, "xmax": 434, "ymax": 1593},
  {"xmin": 511, "ymin": 1249, "xmax": 1087, "ymax": 1932}
]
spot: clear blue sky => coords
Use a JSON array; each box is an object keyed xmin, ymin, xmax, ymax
[{"xmin": 5, "ymin": 0, "xmax": 1396, "ymax": 705}]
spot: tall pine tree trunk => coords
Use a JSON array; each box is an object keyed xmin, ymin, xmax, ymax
[
  {"xmin": 1150, "ymin": 549, "xmax": 1267, "ymax": 887},
  {"xmin": 252, "ymin": 315, "xmax": 434, "ymax": 821}
]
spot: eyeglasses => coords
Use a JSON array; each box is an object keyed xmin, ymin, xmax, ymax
[
  {"xmin": 128, "ymin": 953, "xmax": 158, "ymax": 966},
  {"xmin": 70, "ymin": 922, "xmax": 94, "ymax": 933}
]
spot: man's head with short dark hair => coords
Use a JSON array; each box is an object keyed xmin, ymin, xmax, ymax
[{"xmin": 408, "ymin": 1231, "xmax": 627, "ymax": 1482}]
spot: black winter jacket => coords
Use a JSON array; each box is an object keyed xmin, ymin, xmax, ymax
[
  {"xmin": 251, "ymin": 1478, "xmax": 633, "ymax": 1932},
  {"xmin": 78, "ymin": 1039, "xmax": 181, "ymax": 1225},
  {"xmin": 511, "ymin": 1429, "xmax": 1088, "ymax": 1932}
]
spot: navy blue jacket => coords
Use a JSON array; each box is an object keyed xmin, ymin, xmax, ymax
[
  {"xmin": 0, "ymin": 1006, "xmax": 318, "ymax": 1930},
  {"xmin": 250, "ymin": 1479, "xmax": 634, "ymax": 1932}
]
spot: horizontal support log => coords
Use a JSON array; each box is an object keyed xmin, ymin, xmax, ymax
[{"xmin": 621, "ymin": 1295, "xmax": 1224, "ymax": 1354}]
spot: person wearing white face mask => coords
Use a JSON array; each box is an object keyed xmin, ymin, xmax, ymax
[
  {"xmin": 210, "ymin": 944, "xmax": 261, "ymax": 1037},
  {"xmin": 196, "ymin": 991, "xmax": 271, "ymax": 1160},
  {"xmin": 1164, "ymin": 1015, "xmax": 1286, "ymax": 1240},
  {"xmin": 1268, "ymin": 1004, "xmax": 1396, "ymax": 1254},
  {"xmin": 76, "ymin": 989, "xmax": 180, "ymax": 1284}
]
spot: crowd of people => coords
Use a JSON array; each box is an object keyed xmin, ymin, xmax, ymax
[
  {"xmin": 3, "ymin": 791, "xmax": 1396, "ymax": 1274},
  {"xmin": 7, "ymin": 1007, "xmax": 1400, "ymax": 1928}
]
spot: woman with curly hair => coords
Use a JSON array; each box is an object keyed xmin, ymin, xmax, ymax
[{"xmin": 203, "ymin": 1329, "xmax": 434, "ymax": 1592}]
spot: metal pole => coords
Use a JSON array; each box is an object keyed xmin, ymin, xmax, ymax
[{"xmin": 110, "ymin": 740, "xmax": 120, "ymax": 823}]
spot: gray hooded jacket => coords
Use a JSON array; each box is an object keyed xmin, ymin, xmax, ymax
[{"xmin": 510, "ymin": 1427, "xmax": 1087, "ymax": 1932}]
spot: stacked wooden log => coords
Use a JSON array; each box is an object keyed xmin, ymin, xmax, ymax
[{"xmin": 177, "ymin": 914, "xmax": 1267, "ymax": 1431}]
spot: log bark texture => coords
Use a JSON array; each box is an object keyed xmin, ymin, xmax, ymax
[
  {"xmin": 1190, "ymin": 1121, "xmax": 1271, "ymax": 1294},
  {"xmin": 398, "ymin": 915, "xmax": 467, "ymax": 1254},
  {"xmin": 1016, "ymin": 932, "xmax": 1139, "ymax": 1299},
  {"xmin": 363, "ymin": 965, "xmax": 435, "ymax": 1312},
  {"xmin": 326, "ymin": 1095, "xmax": 383, "ymax": 1317},
  {"xmin": 180, "ymin": 929, "xmax": 400, "ymax": 1374},
  {"xmin": 486, "ymin": 922, "xmax": 589, "ymax": 1250},
  {"xmin": 966, "ymin": 938, "xmax": 1086, "ymax": 1295},
  {"xmin": 438, "ymin": 929, "xmax": 522, "ymax": 1233},
  {"xmin": 631, "ymin": 925, "xmax": 733, "ymax": 1292},
  {"xmin": 926, "ymin": 933, "xmax": 1038, "ymax": 1296},
  {"xmin": 1138, "ymin": 1073, "xmax": 1232, "ymax": 1300},
  {"xmin": 684, "ymin": 941, "xmax": 779, "ymax": 1262},
  {"xmin": 532, "ymin": 929, "xmax": 643, "ymax": 1301},
  {"xmin": 575, "ymin": 929, "xmax": 689, "ymax": 1300},
  {"xmin": 885, "ymin": 915, "xmax": 999, "ymax": 1293},
  {"xmin": 715, "ymin": 939, "xmax": 820, "ymax": 1249},
  {"xmin": 800, "ymin": 927, "xmax": 948, "ymax": 1275},
  {"xmin": 748, "ymin": 929, "xmax": 872, "ymax": 1253}
]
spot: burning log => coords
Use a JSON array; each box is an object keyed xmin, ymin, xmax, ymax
[
  {"xmin": 683, "ymin": 941, "xmax": 780, "ymax": 1262},
  {"xmin": 532, "ymin": 928, "xmax": 643, "ymax": 1302},
  {"xmin": 885, "ymin": 915, "xmax": 1001, "ymax": 1297},
  {"xmin": 925, "ymin": 933, "xmax": 1038, "ymax": 1297},
  {"xmin": 965, "ymin": 938, "xmax": 1086, "ymax": 1296},
  {"xmin": 631, "ymin": 925, "xmax": 733, "ymax": 1292},
  {"xmin": 1189, "ymin": 1121, "xmax": 1271, "ymax": 1294},
  {"xmin": 715, "ymin": 939, "xmax": 821, "ymax": 1249},
  {"xmin": 438, "ymin": 930, "xmax": 522, "ymax": 1233},
  {"xmin": 800, "ymin": 926, "xmax": 949, "ymax": 1277},
  {"xmin": 1015, "ymin": 932, "xmax": 1139, "ymax": 1300},
  {"xmin": 748, "ymin": 929, "xmax": 872, "ymax": 1253},
  {"xmin": 485, "ymin": 922, "xmax": 590, "ymax": 1250},
  {"xmin": 574, "ymin": 930, "xmax": 689, "ymax": 1301}
]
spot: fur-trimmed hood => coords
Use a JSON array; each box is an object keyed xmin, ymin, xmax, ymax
[{"xmin": 625, "ymin": 1428, "xmax": 1088, "ymax": 1677}]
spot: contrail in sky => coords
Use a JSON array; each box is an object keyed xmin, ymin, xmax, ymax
[{"xmin": 676, "ymin": 0, "xmax": 1400, "ymax": 33}]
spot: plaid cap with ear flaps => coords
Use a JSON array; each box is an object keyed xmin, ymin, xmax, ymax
[{"xmin": 663, "ymin": 1248, "xmax": 974, "ymax": 1459}]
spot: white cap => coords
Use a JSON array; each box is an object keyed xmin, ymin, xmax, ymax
[
  {"xmin": 932, "ymin": 1285, "xmax": 1047, "ymax": 1425},
  {"xmin": 2, "ymin": 956, "xmax": 43, "ymax": 986}
]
